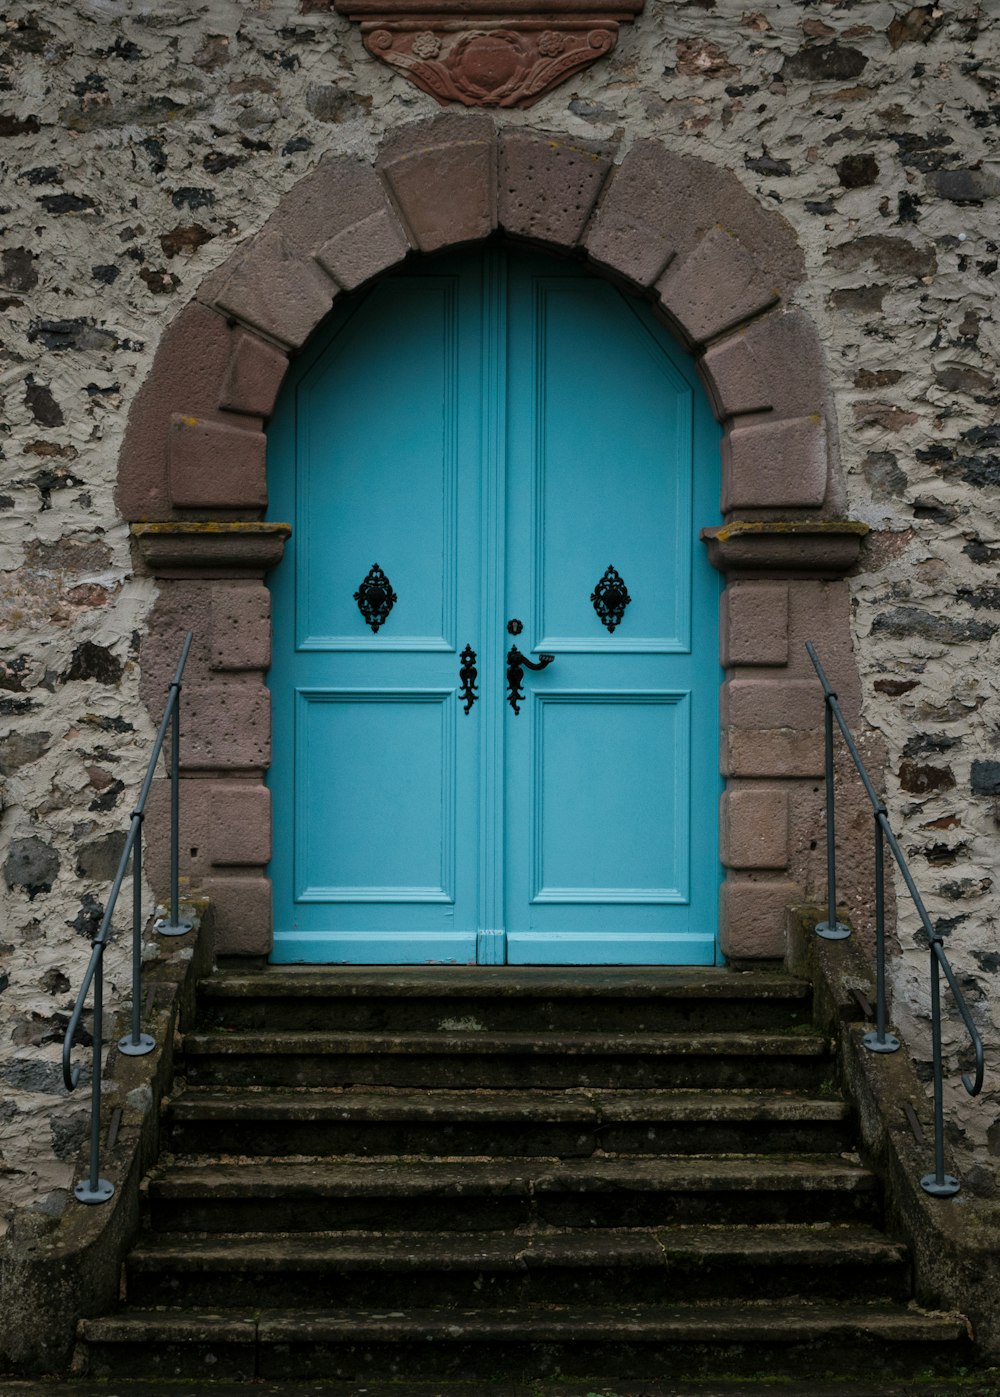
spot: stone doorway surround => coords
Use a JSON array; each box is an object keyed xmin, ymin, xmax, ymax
[{"xmin": 119, "ymin": 113, "xmax": 867, "ymax": 965}]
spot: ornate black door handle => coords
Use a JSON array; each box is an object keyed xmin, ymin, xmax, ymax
[
  {"xmin": 459, "ymin": 645, "xmax": 478, "ymax": 714},
  {"xmin": 506, "ymin": 644, "xmax": 555, "ymax": 715}
]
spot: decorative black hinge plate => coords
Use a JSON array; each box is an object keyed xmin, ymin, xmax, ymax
[
  {"xmin": 354, "ymin": 563, "xmax": 397, "ymax": 632},
  {"xmin": 459, "ymin": 644, "xmax": 478, "ymax": 714},
  {"xmin": 591, "ymin": 564, "xmax": 631, "ymax": 633}
]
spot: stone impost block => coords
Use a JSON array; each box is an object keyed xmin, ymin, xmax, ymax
[
  {"xmin": 723, "ymin": 415, "xmax": 829, "ymax": 512},
  {"xmin": 181, "ymin": 683, "xmax": 270, "ymax": 771},
  {"xmin": 585, "ymin": 141, "xmax": 805, "ymax": 294},
  {"xmin": 377, "ymin": 112, "xmax": 497, "ymax": 253},
  {"xmin": 721, "ymin": 785, "xmax": 790, "ymax": 870},
  {"xmin": 204, "ymin": 876, "xmax": 272, "ymax": 956},
  {"xmin": 498, "ymin": 129, "xmax": 614, "ymax": 248},
  {"xmin": 720, "ymin": 878, "xmax": 800, "ymax": 960},
  {"xmin": 118, "ymin": 303, "xmax": 252, "ymax": 521},
  {"xmin": 722, "ymin": 582, "xmax": 789, "ymax": 667},
  {"xmin": 701, "ymin": 310, "xmax": 828, "ymax": 422},
  {"xmin": 724, "ymin": 728, "xmax": 825, "ymax": 779},
  {"xmin": 723, "ymin": 678, "xmax": 824, "ymax": 732},
  {"xmin": 215, "ymin": 231, "xmax": 337, "ymax": 349},
  {"xmin": 219, "ymin": 331, "xmax": 289, "ymax": 419},
  {"xmin": 210, "ymin": 582, "xmax": 271, "ymax": 672},
  {"xmin": 167, "ymin": 414, "xmax": 268, "ymax": 511},
  {"xmin": 657, "ymin": 226, "xmax": 779, "ymax": 346}
]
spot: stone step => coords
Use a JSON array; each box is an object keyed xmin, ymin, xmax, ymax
[
  {"xmin": 147, "ymin": 1154, "xmax": 879, "ymax": 1233},
  {"xmin": 77, "ymin": 1302, "xmax": 970, "ymax": 1383},
  {"xmin": 197, "ymin": 967, "xmax": 813, "ymax": 1034},
  {"xmin": 179, "ymin": 1029, "xmax": 831, "ymax": 1090},
  {"xmin": 125, "ymin": 1223, "xmax": 910, "ymax": 1308},
  {"xmin": 9, "ymin": 1382, "xmax": 992, "ymax": 1397},
  {"xmin": 166, "ymin": 1086, "xmax": 854, "ymax": 1158}
]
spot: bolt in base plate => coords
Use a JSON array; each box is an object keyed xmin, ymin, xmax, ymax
[
  {"xmin": 75, "ymin": 1178, "xmax": 114, "ymax": 1205},
  {"xmin": 816, "ymin": 920, "xmax": 851, "ymax": 941},
  {"xmin": 118, "ymin": 1031, "xmax": 156, "ymax": 1056}
]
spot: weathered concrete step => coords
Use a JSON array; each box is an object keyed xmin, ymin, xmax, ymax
[
  {"xmin": 198, "ymin": 967, "xmax": 813, "ymax": 1034},
  {"xmin": 179, "ymin": 1030, "xmax": 831, "ymax": 1089},
  {"xmin": 147, "ymin": 1154, "xmax": 879, "ymax": 1232},
  {"xmin": 78, "ymin": 1302, "xmax": 970, "ymax": 1382},
  {"xmin": 7, "ymin": 1381, "xmax": 995, "ymax": 1397},
  {"xmin": 125, "ymin": 1223, "xmax": 910, "ymax": 1308},
  {"xmin": 166, "ymin": 1087, "xmax": 854, "ymax": 1157}
]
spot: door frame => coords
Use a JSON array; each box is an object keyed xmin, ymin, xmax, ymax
[{"xmin": 120, "ymin": 116, "xmax": 869, "ymax": 964}]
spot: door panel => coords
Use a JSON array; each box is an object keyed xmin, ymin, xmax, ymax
[{"xmin": 267, "ymin": 247, "xmax": 720, "ymax": 966}]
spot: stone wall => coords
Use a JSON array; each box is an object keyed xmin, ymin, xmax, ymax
[{"xmin": 1, "ymin": 0, "xmax": 998, "ymax": 1224}]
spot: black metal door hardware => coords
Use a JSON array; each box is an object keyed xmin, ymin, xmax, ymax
[
  {"xmin": 506, "ymin": 644, "xmax": 555, "ymax": 715},
  {"xmin": 591, "ymin": 564, "xmax": 631, "ymax": 632},
  {"xmin": 354, "ymin": 563, "xmax": 397, "ymax": 632},
  {"xmin": 459, "ymin": 645, "xmax": 478, "ymax": 714}
]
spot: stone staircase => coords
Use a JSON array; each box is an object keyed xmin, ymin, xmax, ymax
[{"xmin": 75, "ymin": 967, "xmax": 973, "ymax": 1386}]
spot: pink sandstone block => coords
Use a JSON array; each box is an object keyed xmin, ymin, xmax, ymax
[
  {"xmin": 722, "ymin": 583, "xmax": 790, "ymax": 667},
  {"xmin": 219, "ymin": 331, "xmax": 289, "ymax": 419},
  {"xmin": 723, "ymin": 678, "xmax": 824, "ymax": 731},
  {"xmin": 167, "ymin": 414, "xmax": 267, "ymax": 511},
  {"xmin": 181, "ymin": 683, "xmax": 270, "ymax": 771},
  {"xmin": 723, "ymin": 728, "xmax": 825, "ymax": 779},
  {"xmin": 720, "ymin": 878, "xmax": 800, "ymax": 960},
  {"xmin": 377, "ymin": 112, "xmax": 497, "ymax": 253},
  {"xmin": 701, "ymin": 310, "xmax": 829, "ymax": 421},
  {"xmin": 204, "ymin": 876, "xmax": 272, "ymax": 956},
  {"xmin": 498, "ymin": 129, "xmax": 614, "ymax": 247},
  {"xmin": 657, "ymin": 226, "xmax": 779, "ymax": 346},
  {"xmin": 215, "ymin": 231, "xmax": 337, "ymax": 349},
  {"xmin": 210, "ymin": 582, "xmax": 271, "ymax": 672},
  {"xmin": 723, "ymin": 415, "xmax": 829, "ymax": 511},
  {"xmin": 721, "ymin": 785, "xmax": 790, "ymax": 870}
]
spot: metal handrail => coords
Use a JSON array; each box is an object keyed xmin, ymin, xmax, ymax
[
  {"xmin": 62, "ymin": 633, "xmax": 194, "ymax": 1204},
  {"xmin": 806, "ymin": 642, "xmax": 984, "ymax": 1197}
]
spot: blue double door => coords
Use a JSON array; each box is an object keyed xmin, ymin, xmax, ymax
[{"xmin": 268, "ymin": 247, "xmax": 721, "ymax": 965}]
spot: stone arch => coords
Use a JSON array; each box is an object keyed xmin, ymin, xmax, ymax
[{"xmin": 122, "ymin": 112, "xmax": 867, "ymax": 962}]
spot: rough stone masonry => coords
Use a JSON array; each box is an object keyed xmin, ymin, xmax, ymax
[{"xmin": 1, "ymin": 0, "xmax": 999, "ymax": 1226}]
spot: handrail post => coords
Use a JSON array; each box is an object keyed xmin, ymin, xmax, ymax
[
  {"xmin": 118, "ymin": 816, "xmax": 155, "ymax": 1057},
  {"xmin": 74, "ymin": 952, "xmax": 114, "ymax": 1205},
  {"xmin": 816, "ymin": 691, "xmax": 850, "ymax": 940},
  {"xmin": 156, "ymin": 673, "xmax": 193, "ymax": 938},
  {"xmin": 863, "ymin": 812, "xmax": 900, "ymax": 1055},
  {"xmin": 921, "ymin": 945, "xmax": 959, "ymax": 1197}
]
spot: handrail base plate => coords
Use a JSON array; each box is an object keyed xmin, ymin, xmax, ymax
[
  {"xmin": 816, "ymin": 921, "xmax": 852, "ymax": 941},
  {"xmin": 118, "ymin": 1032, "xmax": 156, "ymax": 1057},
  {"xmin": 156, "ymin": 917, "xmax": 194, "ymax": 937},
  {"xmin": 921, "ymin": 1172, "xmax": 960, "ymax": 1198},
  {"xmin": 75, "ymin": 1178, "xmax": 114, "ymax": 1205},
  {"xmin": 863, "ymin": 1030, "xmax": 901, "ymax": 1054}
]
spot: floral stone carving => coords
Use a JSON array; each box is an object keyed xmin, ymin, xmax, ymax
[{"xmin": 333, "ymin": 0, "xmax": 644, "ymax": 108}]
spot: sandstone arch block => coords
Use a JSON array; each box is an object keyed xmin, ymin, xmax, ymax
[
  {"xmin": 215, "ymin": 232, "xmax": 338, "ymax": 350},
  {"xmin": 220, "ymin": 332, "xmax": 289, "ymax": 420},
  {"xmin": 656, "ymin": 226, "xmax": 780, "ymax": 347},
  {"xmin": 377, "ymin": 112, "xmax": 498, "ymax": 252},
  {"xmin": 498, "ymin": 128, "xmax": 615, "ymax": 247}
]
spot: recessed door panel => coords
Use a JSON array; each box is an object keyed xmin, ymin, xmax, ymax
[
  {"xmin": 531, "ymin": 691, "xmax": 689, "ymax": 905},
  {"xmin": 294, "ymin": 689, "xmax": 454, "ymax": 903}
]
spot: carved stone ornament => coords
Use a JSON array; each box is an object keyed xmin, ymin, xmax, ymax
[{"xmin": 333, "ymin": 0, "xmax": 645, "ymax": 108}]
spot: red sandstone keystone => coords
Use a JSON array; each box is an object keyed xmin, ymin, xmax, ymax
[
  {"xmin": 203, "ymin": 876, "xmax": 272, "ymax": 956},
  {"xmin": 377, "ymin": 113, "xmax": 497, "ymax": 253},
  {"xmin": 657, "ymin": 227, "xmax": 779, "ymax": 346},
  {"xmin": 210, "ymin": 582, "xmax": 271, "ymax": 672},
  {"xmin": 167, "ymin": 415, "xmax": 267, "ymax": 511},
  {"xmin": 723, "ymin": 415, "xmax": 829, "ymax": 512},
  {"xmin": 181, "ymin": 683, "xmax": 270, "ymax": 771},
  {"xmin": 215, "ymin": 231, "xmax": 337, "ymax": 349},
  {"xmin": 720, "ymin": 878, "xmax": 800, "ymax": 960},
  {"xmin": 721, "ymin": 785, "xmax": 790, "ymax": 870},
  {"xmin": 722, "ymin": 583, "xmax": 790, "ymax": 668},
  {"xmin": 701, "ymin": 310, "xmax": 829, "ymax": 421},
  {"xmin": 584, "ymin": 142, "xmax": 804, "ymax": 293},
  {"xmin": 220, "ymin": 331, "xmax": 289, "ymax": 419},
  {"xmin": 498, "ymin": 129, "xmax": 614, "ymax": 247}
]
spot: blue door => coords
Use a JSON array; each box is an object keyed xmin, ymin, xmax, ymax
[{"xmin": 268, "ymin": 248, "xmax": 721, "ymax": 965}]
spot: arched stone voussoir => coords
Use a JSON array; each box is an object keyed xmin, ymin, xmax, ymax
[
  {"xmin": 700, "ymin": 308, "xmax": 832, "ymax": 424},
  {"xmin": 214, "ymin": 229, "xmax": 339, "ymax": 351},
  {"xmin": 655, "ymin": 226, "xmax": 781, "ymax": 349},
  {"xmin": 498, "ymin": 128, "xmax": 617, "ymax": 251},
  {"xmin": 118, "ymin": 300, "xmax": 264, "ymax": 523},
  {"xmin": 583, "ymin": 140, "xmax": 805, "ymax": 299},
  {"xmin": 377, "ymin": 111, "xmax": 498, "ymax": 253}
]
